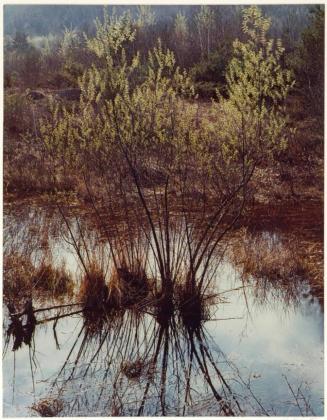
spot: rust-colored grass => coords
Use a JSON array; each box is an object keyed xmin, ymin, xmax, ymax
[
  {"xmin": 33, "ymin": 261, "xmax": 73, "ymax": 296},
  {"xmin": 79, "ymin": 262, "xmax": 108, "ymax": 307},
  {"xmin": 3, "ymin": 253, "xmax": 74, "ymax": 304},
  {"xmin": 230, "ymin": 228, "xmax": 308, "ymax": 283},
  {"xmin": 31, "ymin": 398, "xmax": 63, "ymax": 417}
]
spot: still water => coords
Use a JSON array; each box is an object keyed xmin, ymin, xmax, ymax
[{"xmin": 3, "ymin": 204, "xmax": 324, "ymax": 416}]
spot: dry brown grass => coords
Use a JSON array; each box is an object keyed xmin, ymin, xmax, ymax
[
  {"xmin": 79, "ymin": 259, "xmax": 149, "ymax": 308},
  {"xmin": 79, "ymin": 262, "xmax": 108, "ymax": 307},
  {"xmin": 33, "ymin": 261, "xmax": 73, "ymax": 295},
  {"xmin": 79, "ymin": 260, "xmax": 151, "ymax": 332},
  {"xmin": 121, "ymin": 359, "xmax": 145, "ymax": 380},
  {"xmin": 236, "ymin": 200, "xmax": 323, "ymax": 305},
  {"xmin": 175, "ymin": 284, "xmax": 208, "ymax": 331},
  {"xmin": 3, "ymin": 252, "xmax": 74, "ymax": 304},
  {"xmin": 297, "ymin": 240, "xmax": 323, "ymax": 305},
  {"xmin": 3, "ymin": 253, "xmax": 35, "ymax": 300},
  {"xmin": 114, "ymin": 263, "xmax": 149, "ymax": 306},
  {"xmin": 4, "ymin": 152, "xmax": 77, "ymax": 196},
  {"xmin": 31, "ymin": 398, "xmax": 63, "ymax": 417},
  {"xmin": 121, "ymin": 358, "xmax": 156, "ymax": 381},
  {"xmin": 230, "ymin": 228, "xmax": 308, "ymax": 283}
]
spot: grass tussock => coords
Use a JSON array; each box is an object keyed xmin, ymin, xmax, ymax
[
  {"xmin": 121, "ymin": 359, "xmax": 146, "ymax": 380},
  {"xmin": 3, "ymin": 253, "xmax": 35, "ymax": 301},
  {"xmin": 114, "ymin": 262, "xmax": 149, "ymax": 306},
  {"xmin": 121, "ymin": 357, "xmax": 156, "ymax": 382},
  {"xmin": 175, "ymin": 283, "xmax": 212, "ymax": 331},
  {"xmin": 3, "ymin": 253, "xmax": 74, "ymax": 304},
  {"xmin": 31, "ymin": 398, "xmax": 64, "ymax": 417},
  {"xmin": 79, "ymin": 262, "xmax": 108, "ymax": 308},
  {"xmin": 121, "ymin": 358, "xmax": 156, "ymax": 383},
  {"xmin": 153, "ymin": 291, "xmax": 175, "ymax": 327},
  {"xmin": 79, "ymin": 263, "xmax": 115, "ymax": 332},
  {"xmin": 79, "ymin": 260, "xmax": 151, "ymax": 332},
  {"xmin": 80, "ymin": 260, "xmax": 150, "ymax": 310},
  {"xmin": 230, "ymin": 229, "xmax": 308, "ymax": 283},
  {"xmin": 33, "ymin": 261, "xmax": 73, "ymax": 295}
]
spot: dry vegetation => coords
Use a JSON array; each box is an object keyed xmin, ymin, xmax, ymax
[
  {"xmin": 3, "ymin": 5, "xmax": 323, "ymax": 337},
  {"xmin": 230, "ymin": 229, "xmax": 308, "ymax": 282},
  {"xmin": 2, "ymin": 6, "xmax": 324, "ymax": 418},
  {"xmin": 3, "ymin": 253, "xmax": 74, "ymax": 305},
  {"xmin": 31, "ymin": 398, "xmax": 64, "ymax": 417},
  {"xmin": 229, "ymin": 227, "xmax": 323, "ymax": 306}
]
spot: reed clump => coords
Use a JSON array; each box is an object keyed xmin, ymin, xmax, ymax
[
  {"xmin": 79, "ymin": 263, "xmax": 115, "ymax": 331},
  {"xmin": 80, "ymin": 260, "xmax": 150, "ymax": 309}
]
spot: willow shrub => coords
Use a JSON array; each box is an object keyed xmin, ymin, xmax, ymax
[{"xmin": 38, "ymin": 7, "xmax": 293, "ymax": 299}]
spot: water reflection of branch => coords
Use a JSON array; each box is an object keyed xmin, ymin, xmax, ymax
[
  {"xmin": 5, "ymin": 204, "xmax": 320, "ymax": 416},
  {"xmin": 187, "ymin": 328, "xmax": 236, "ymax": 416},
  {"xmin": 37, "ymin": 309, "xmax": 84, "ymax": 325},
  {"xmin": 283, "ymin": 374, "xmax": 316, "ymax": 416},
  {"xmin": 38, "ymin": 306, "xmax": 245, "ymax": 416}
]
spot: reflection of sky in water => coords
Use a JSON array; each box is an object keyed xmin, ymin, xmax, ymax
[
  {"xmin": 206, "ymin": 264, "xmax": 323, "ymax": 415},
  {"xmin": 3, "ymin": 260, "xmax": 323, "ymax": 416},
  {"xmin": 3, "ymin": 206, "xmax": 324, "ymax": 416},
  {"xmin": 3, "ymin": 315, "xmax": 83, "ymax": 416}
]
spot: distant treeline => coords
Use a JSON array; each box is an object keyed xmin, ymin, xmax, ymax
[
  {"xmin": 4, "ymin": 5, "xmax": 323, "ymax": 112},
  {"xmin": 4, "ymin": 5, "xmax": 310, "ymax": 41}
]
